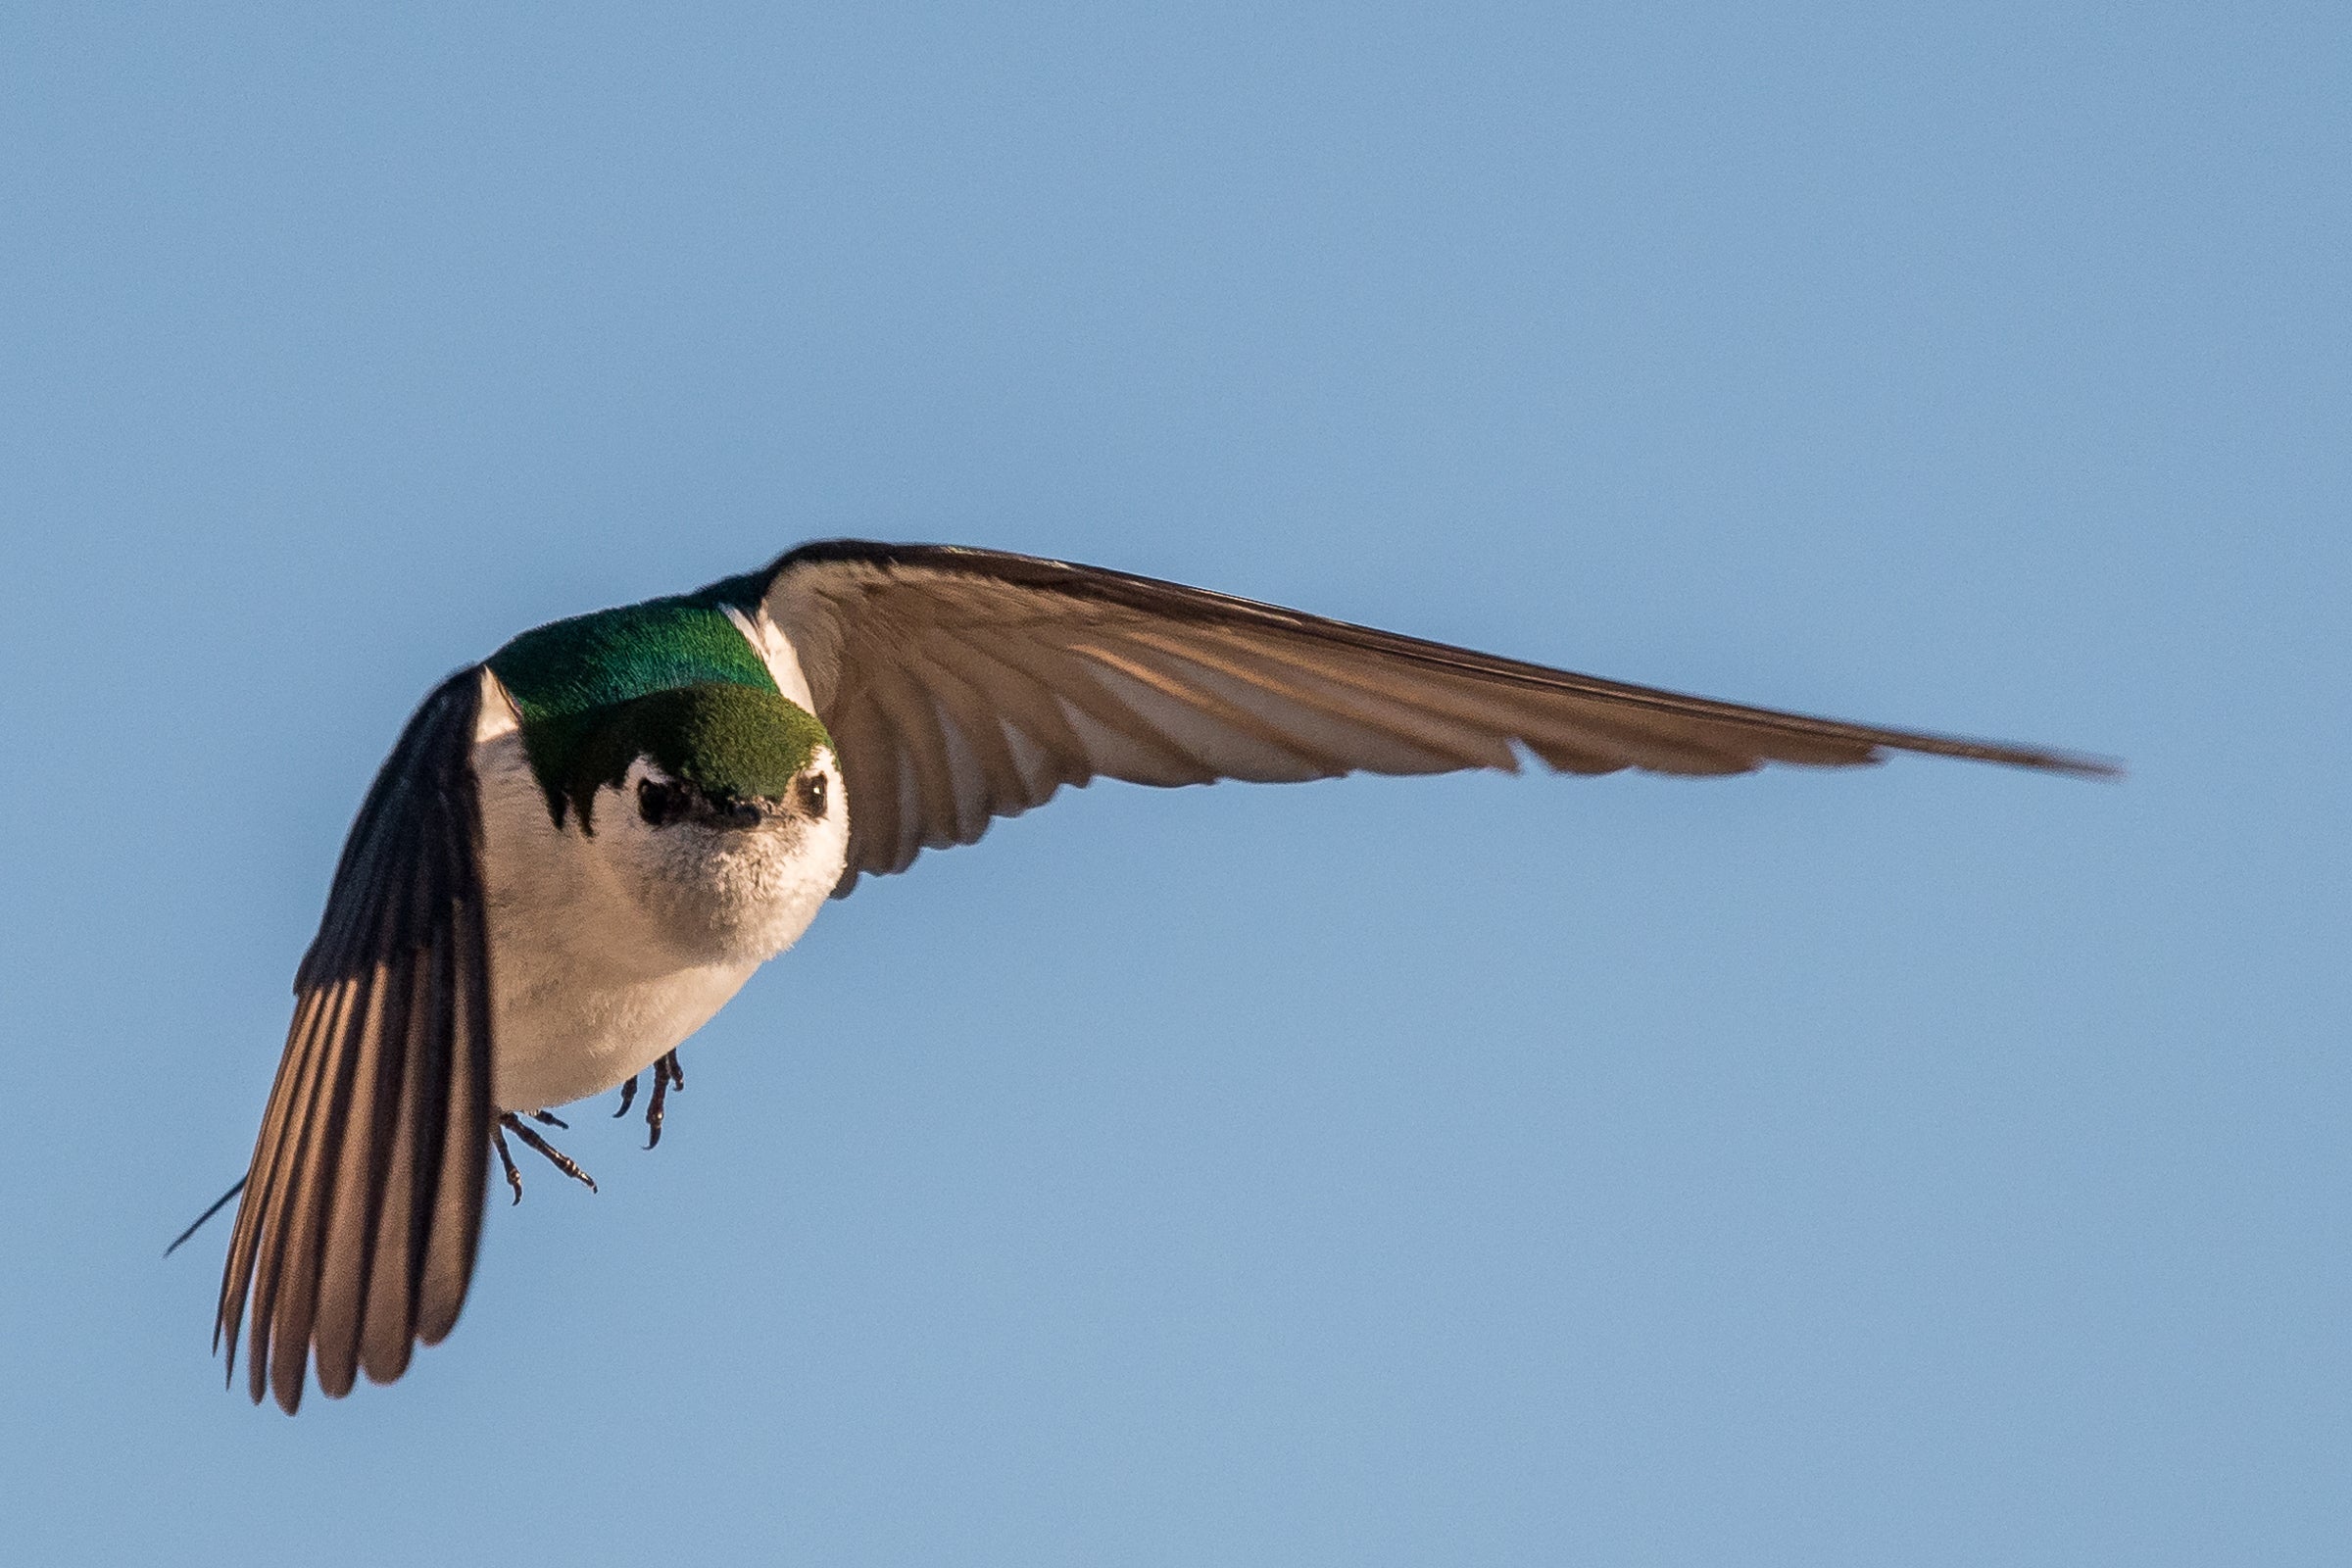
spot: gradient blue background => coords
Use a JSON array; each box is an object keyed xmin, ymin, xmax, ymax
[{"xmin": 3, "ymin": 5, "xmax": 2343, "ymax": 1563}]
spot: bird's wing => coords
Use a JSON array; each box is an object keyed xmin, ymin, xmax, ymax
[
  {"xmin": 755, "ymin": 540, "xmax": 2114, "ymax": 894},
  {"xmin": 216, "ymin": 667, "xmax": 494, "ymax": 1414}
]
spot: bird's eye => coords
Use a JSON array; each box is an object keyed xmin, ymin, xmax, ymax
[
  {"xmin": 638, "ymin": 777, "xmax": 688, "ymax": 827},
  {"xmin": 796, "ymin": 770, "xmax": 828, "ymax": 818}
]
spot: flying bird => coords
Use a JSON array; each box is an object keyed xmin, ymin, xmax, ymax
[{"xmin": 205, "ymin": 539, "xmax": 2112, "ymax": 1411}]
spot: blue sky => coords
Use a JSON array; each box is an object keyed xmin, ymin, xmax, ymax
[{"xmin": 2, "ymin": 4, "xmax": 2343, "ymax": 1563}]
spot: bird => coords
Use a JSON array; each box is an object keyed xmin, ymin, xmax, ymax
[{"xmin": 201, "ymin": 538, "xmax": 2114, "ymax": 1412}]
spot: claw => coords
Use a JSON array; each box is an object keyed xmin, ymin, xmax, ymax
[
  {"xmin": 492, "ymin": 1124, "xmax": 524, "ymax": 1204},
  {"xmin": 497, "ymin": 1112, "xmax": 598, "ymax": 1195},
  {"xmin": 643, "ymin": 1051, "xmax": 684, "ymax": 1150}
]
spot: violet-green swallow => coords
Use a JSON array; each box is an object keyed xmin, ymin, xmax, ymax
[{"xmin": 206, "ymin": 539, "xmax": 2112, "ymax": 1412}]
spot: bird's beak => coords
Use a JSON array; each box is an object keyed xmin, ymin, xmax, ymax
[{"xmin": 693, "ymin": 792, "xmax": 777, "ymax": 831}]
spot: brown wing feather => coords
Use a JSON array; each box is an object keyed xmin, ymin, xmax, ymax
[
  {"xmin": 216, "ymin": 668, "xmax": 493, "ymax": 1413},
  {"xmin": 760, "ymin": 541, "xmax": 2116, "ymax": 893}
]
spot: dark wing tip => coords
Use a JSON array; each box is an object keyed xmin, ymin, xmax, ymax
[{"xmin": 1866, "ymin": 731, "xmax": 2125, "ymax": 781}]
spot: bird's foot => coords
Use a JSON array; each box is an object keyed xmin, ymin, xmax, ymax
[
  {"xmin": 612, "ymin": 1051, "xmax": 686, "ymax": 1150},
  {"xmin": 493, "ymin": 1110, "xmax": 599, "ymax": 1203}
]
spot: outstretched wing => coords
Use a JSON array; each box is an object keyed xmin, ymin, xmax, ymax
[
  {"xmin": 755, "ymin": 541, "xmax": 2114, "ymax": 894},
  {"xmin": 216, "ymin": 667, "xmax": 495, "ymax": 1414}
]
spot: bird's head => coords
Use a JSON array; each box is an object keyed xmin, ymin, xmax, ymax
[
  {"xmin": 527, "ymin": 682, "xmax": 848, "ymax": 961},
  {"xmin": 565, "ymin": 684, "xmax": 834, "ymax": 834}
]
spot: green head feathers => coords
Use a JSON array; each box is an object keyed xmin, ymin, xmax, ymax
[
  {"xmin": 545, "ymin": 684, "xmax": 831, "ymax": 831},
  {"xmin": 487, "ymin": 595, "xmax": 832, "ymax": 832}
]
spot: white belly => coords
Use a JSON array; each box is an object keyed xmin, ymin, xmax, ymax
[
  {"xmin": 467, "ymin": 671, "xmax": 848, "ymax": 1111},
  {"xmin": 488, "ymin": 933, "xmax": 760, "ymax": 1113}
]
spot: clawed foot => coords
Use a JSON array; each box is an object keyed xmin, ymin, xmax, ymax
[
  {"xmin": 612, "ymin": 1051, "xmax": 686, "ymax": 1149},
  {"xmin": 487, "ymin": 1054, "xmax": 686, "ymax": 1205},
  {"xmin": 493, "ymin": 1109, "xmax": 599, "ymax": 1203}
]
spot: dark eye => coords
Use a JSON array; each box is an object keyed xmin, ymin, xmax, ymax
[
  {"xmin": 796, "ymin": 770, "xmax": 828, "ymax": 818},
  {"xmin": 638, "ymin": 777, "xmax": 688, "ymax": 826}
]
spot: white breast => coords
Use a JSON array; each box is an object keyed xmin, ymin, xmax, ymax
[{"xmin": 468, "ymin": 668, "xmax": 850, "ymax": 1112}]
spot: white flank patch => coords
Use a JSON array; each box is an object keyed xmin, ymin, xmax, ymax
[
  {"xmin": 473, "ymin": 666, "xmax": 522, "ymax": 740},
  {"xmin": 723, "ymin": 602, "xmax": 820, "ymax": 713}
]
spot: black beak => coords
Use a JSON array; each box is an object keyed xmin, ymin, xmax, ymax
[
  {"xmin": 638, "ymin": 777, "xmax": 785, "ymax": 832},
  {"xmin": 689, "ymin": 789, "xmax": 770, "ymax": 830}
]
